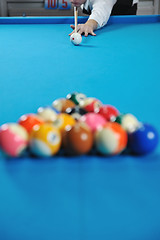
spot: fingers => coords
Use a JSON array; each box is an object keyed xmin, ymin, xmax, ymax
[
  {"xmin": 68, "ymin": 25, "xmax": 75, "ymax": 36},
  {"xmin": 70, "ymin": 24, "xmax": 75, "ymax": 30},
  {"xmin": 78, "ymin": 29, "xmax": 83, "ymax": 35},
  {"xmin": 84, "ymin": 30, "xmax": 88, "ymax": 37},
  {"xmin": 69, "ymin": 24, "xmax": 96, "ymax": 37},
  {"xmin": 90, "ymin": 30, "xmax": 96, "ymax": 36},
  {"xmin": 69, "ymin": 31, "xmax": 74, "ymax": 36},
  {"xmin": 84, "ymin": 29, "xmax": 96, "ymax": 37}
]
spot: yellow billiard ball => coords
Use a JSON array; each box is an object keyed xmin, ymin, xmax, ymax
[
  {"xmin": 53, "ymin": 113, "xmax": 76, "ymax": 134},
  {"xmin": 29, "ymin": 123, "xmax": 61, "ymax": 157}
]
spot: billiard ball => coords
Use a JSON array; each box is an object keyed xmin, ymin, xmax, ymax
[
  {"xmin": 128, "ymin": 123, "xmax": 159, "ymax": 155},
  {"xmin": 37, "ymin": 106, "xmax": 59, "ymax": 122},
  {"xmin": 66, "ymin": 92, "xmax": 87, "ymax": 105},
  {"xmin": 98, "ymin": 105, "xmax": 119, "ymax": 122},
  {"xmin": 79, "ymin": 97, "xmax": 102, "ymax": 113},
  {"xmin": 115, "ymin": 113, "xmax": 140, "ymax": 133},
  {"xmin": 0, "ymin": 123, "xmax": 29, "ymax": 157},
  {"xmin": 29, "ymin": 123, "xmax": 61, "ymax": 157},
  {"xmin": 95, "ymin": 122, "xmax": 128, "ymax": 155},
  {"xmin": 18, "ymin": 113, "xmax": 44, "ymax": 134},
  {"xmin": 63, "ymin": 122, "xmax": 93, "ymax": 155},
  {"xmin": 53, "ymin": 113, "xmax": 76, "ymax": 134},
  {"xmin": 70, "ymin": 33, "xmax": 82, "ymax": 45},
  {"xmin": 65, "ymin": 106, "xmax": 87, "ymax": 120},
  {"xmin": 79, "ymin": 113, "xmax": 106, "ymax": 132},
  {"xmin": 52, "ymin": 98, "xmax": 75, "ymax": 112}
]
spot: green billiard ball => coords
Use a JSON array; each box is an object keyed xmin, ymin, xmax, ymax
[
  {"xmin": 66, "ymin": 92, "xmax": 87, "ymax": 105},
  {"xmin": 115, "ymin": 113, "xmax": 140, "ymax": 133}
]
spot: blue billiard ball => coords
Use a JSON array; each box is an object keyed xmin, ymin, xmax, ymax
[{"xmin": 128, "ymin": 123, "xmax": 159, "ymax": 155}]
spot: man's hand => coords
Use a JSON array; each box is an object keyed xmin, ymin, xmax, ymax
[{"xmin": 69, "ymin": 19, "xmax": 98, "ymax": 37}]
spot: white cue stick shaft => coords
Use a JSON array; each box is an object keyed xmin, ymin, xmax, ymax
[{"xmin": 74, "ymin": 6, "xmax": 78, "ymax": 33}]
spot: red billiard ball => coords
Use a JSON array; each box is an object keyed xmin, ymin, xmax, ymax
[
  {"xmin": 98, "ymin": 105, "xmax": 119, "ymax": 122},
  {"xmin": 95, "ymin": 122, "xmax": 128, "ymax": 155},
  {"xmin": 79, "ymin": 97, "xmax": 102, "ymax": 113}
]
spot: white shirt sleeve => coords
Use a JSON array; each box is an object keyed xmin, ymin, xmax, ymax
[{"xmin": 86, "ymin": 0, "xmax": 117, "ymax": 29}]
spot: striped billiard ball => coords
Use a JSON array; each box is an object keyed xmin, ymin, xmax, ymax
[
  {"xmin": 52, "ymin": 98, "xmax": 75, "ymax": 112},
  {"xmin": 79, "ymin": 97, "xmax": 102, "ymax": 113},
  {"xmin": 29, "ymin": 123, "xmax": 61, "ymax": 157},
  {"xmin": 66, "ymin": 92, "xmax": 87, "ymax": 105},
  {"xmin": 95, "ymin": 122, "xmax": 128, "ymax": 155},
  {"xmin": 0, "ymin": 123, "xmax": 29, "ymax": 157},
  {"xmin": 115, "ymin": 113, "xmax": 140, "ymax": 133}
]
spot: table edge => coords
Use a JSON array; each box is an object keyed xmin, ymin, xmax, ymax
[{"xmin": 0, "ymin": 15, "xmax": 160, "ymax": 24}]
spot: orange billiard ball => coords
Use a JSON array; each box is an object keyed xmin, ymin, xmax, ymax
[
  {"xmin": 18, "ymin": 114, "xmax": 44, "ymax": 134},
  {"xmin": 52, "ymin": 98, "xmax": 75, "ymax": 112},
  {"xmin": 95, "ymin": 122, "xmax": 128, "ymax": 155}
]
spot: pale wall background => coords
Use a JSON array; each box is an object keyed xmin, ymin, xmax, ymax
[{"xmin": 0, "ymin": 0, "xmax": 159, "ymax": 17}]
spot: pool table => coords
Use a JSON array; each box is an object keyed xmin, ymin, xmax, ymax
[{"xmin": 0, "ymin": 15, "xmax": 160, "ymax": 240}]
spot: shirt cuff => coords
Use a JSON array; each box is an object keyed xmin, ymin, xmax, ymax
[{"xmin": 88, "ymin": 11, "xmax": 110, "ymax": 29}]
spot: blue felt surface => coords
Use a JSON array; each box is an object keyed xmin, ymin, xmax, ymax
[{"xmin": 0, "ymin": 16, "xmax": 160, "ymax": 240}]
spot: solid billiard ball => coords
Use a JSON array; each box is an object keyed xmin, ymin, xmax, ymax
[
  {"xmin": 52, "ymin": 113, "xmax": 76, "ymax": 134},
  {"xmin": 79, "ymin": 113, "xmax": 106, "ymax": 132},
  {"xmin": 0, "ymin": 123, "xmax": 29, "ymax": 157},
  {"xmin": 66, "ymin": 92, "xmax": 87, "ymax": 105},
  {"xmin": 128, "ymin": 123, "xmax": 159, "ymax": 155},
  {"xmin": 29, "ymin": 123, "xmax": 61, "ymax": 157},
  {"xmin": 70, "ymin": 33, "xmax": 82, "ymax": 45},
  {"xmin": 37, "ymin": 106, "xmax": 59, "ymax": 122},
  {"xmin": 52, "ymin": 98, "xmax": 75, "ymax": 112},
  {"xmin": 115, "ymin": 113, "xmax": 140, "ymax": 133},
  {"xmin": 63, "ymin": 122, "xmax": 93, "ymax": 155},
  {"xmin": 65, "ymin": 106, "xmax": 87, "ymax": 120},
  {"xmin": 18, "ymin": 113, "xmax": 44, "ymax": 134},
  {"xmin": 98, "ymin": 105, "xmax": 119, "ymax": 122},
  {"xmin": 79, "ymin": 97, "xmax": 102, "ymax": 113},
  {"xmin": 95, "ymin": 122, "xmax": 128, "ymax": 155}
]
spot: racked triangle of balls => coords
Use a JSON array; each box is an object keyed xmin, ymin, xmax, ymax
[{"xmin": 0, "ymin": 92, "xmax": 158, "ymax": 157}]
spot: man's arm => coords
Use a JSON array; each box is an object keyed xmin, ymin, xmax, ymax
[
  {"xmin": 89, "ymin": 0, "xmax": 117, "ymax": 29},
  {"xmin": 69, "ymin": 0, "xmax": 117, "ymax": 36}
]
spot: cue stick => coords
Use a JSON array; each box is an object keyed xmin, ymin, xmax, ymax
[{"xmin": 74, "ymin": 6, "xmax": 78, "ymax": 33}]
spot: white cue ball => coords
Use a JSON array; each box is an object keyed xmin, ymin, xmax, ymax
[{"xmin": 70, "ymin": 33, "xmax": 82, "ymax": 46}]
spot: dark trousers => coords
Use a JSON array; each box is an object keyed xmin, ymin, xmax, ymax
[{"xmin": 111, "ymin": 3, "xmax": 138, "ymax": 15}]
